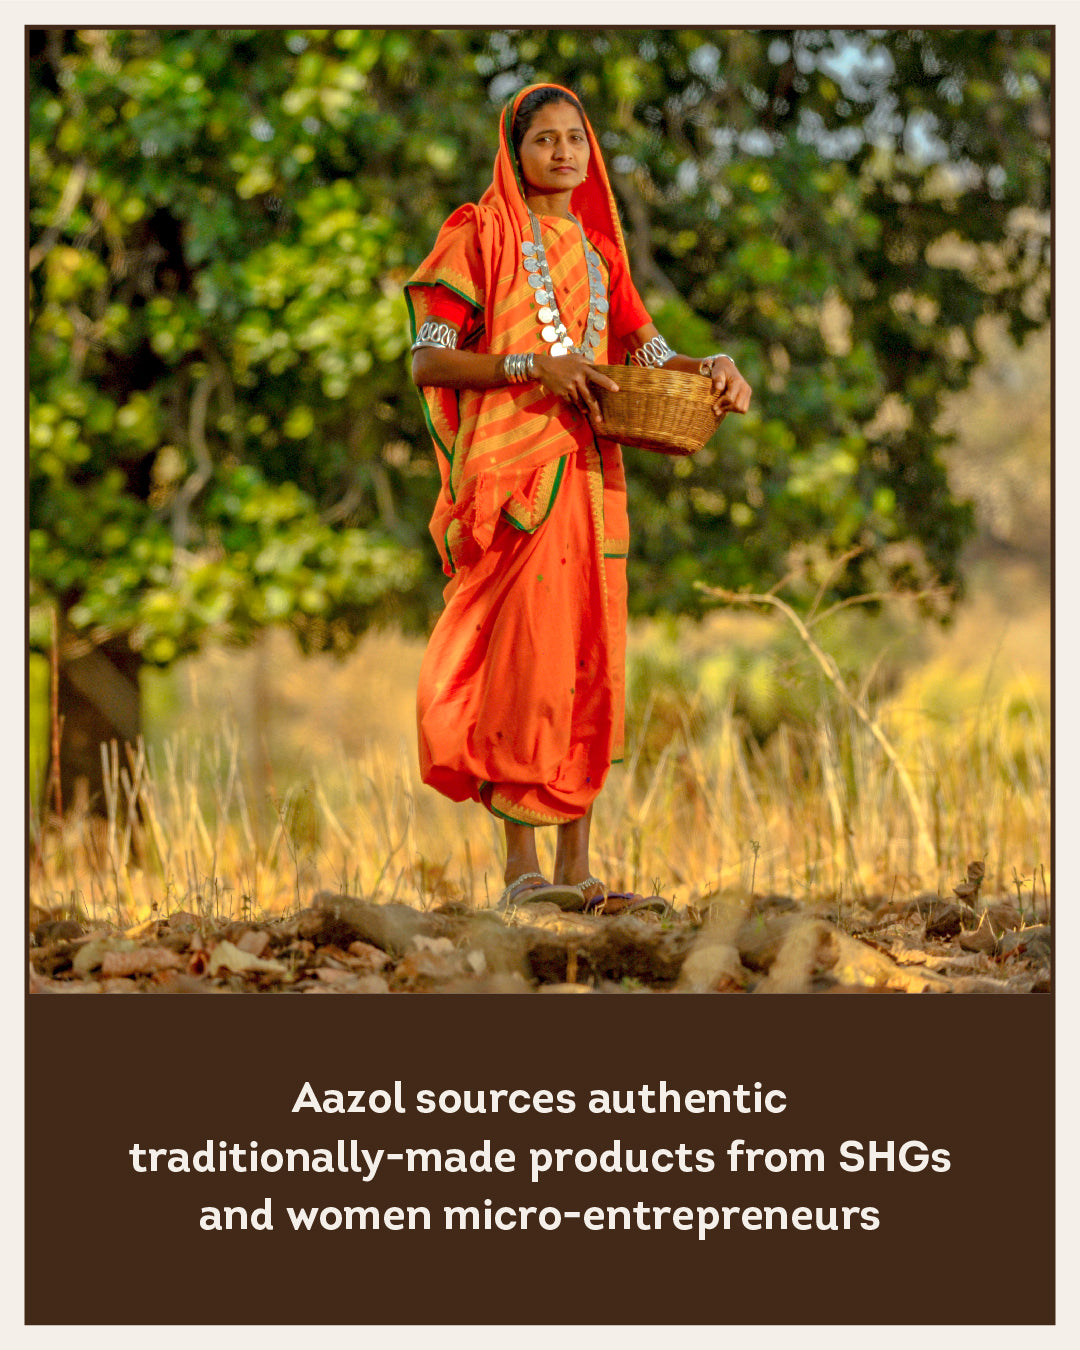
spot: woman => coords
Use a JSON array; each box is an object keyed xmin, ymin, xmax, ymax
[{"xmin": 405, "ymin": 83, "xmax": 752, "ymax": 909}]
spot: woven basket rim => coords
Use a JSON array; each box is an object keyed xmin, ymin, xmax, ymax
[{"xmin": 591, "ymin": 362, "xmax": 712, "ymax": 386}]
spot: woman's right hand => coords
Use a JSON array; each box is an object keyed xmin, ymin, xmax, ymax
[{"xmin": 534, "ymin": 352, "xmax": 619, "ymax": 427}]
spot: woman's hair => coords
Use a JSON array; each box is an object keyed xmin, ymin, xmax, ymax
[{"xmin": 510, "ymin": 87, "xmax": 587, "ymax": 157}]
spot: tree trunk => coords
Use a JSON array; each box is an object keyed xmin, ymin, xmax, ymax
[{"xmin": 58, "ymin": 634, "xmax": 142, "ymax": 818}]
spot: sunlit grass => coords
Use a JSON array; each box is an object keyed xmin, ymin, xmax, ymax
[{"xmin": 29, "ymin": 571, "xmax": 1050, "ymax": 930}]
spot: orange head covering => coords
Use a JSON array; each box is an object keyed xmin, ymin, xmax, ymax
[
  {"xmin": 483, "ymin": 82, "xmax": 631, "ymax": 268},
  {"xmin": 405, "ymin": 84, "xmax": 638, "ymax": 572}
]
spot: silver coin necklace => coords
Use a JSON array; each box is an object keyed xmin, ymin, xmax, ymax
[{"xmin": 521, "ymin": 209, "xmax": 609, "ymax": 359}]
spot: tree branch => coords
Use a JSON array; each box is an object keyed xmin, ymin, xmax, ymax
[
  {"xmin": 611, "ymin": 169, "xmax": 679, "ymax": 298},
  {"xmin": 28, "ymin": 160, "xmax": 89, "ymax": 273},
  {"xmin": 172, "ymin": 367, "xmax": 217, "ymax": 552}
]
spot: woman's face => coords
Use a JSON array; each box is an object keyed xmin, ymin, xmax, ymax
[{"xmin": 516, "ymin": 99, "xmax": 590, "ymax": 196}]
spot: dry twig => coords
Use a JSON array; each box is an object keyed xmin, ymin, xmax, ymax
[{"xmin": 699, "ymin": 582, "xmax": 935, "ymax": 864}]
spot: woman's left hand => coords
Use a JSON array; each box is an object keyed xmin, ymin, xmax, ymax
[{"xmin": 708, "ymin": 357, "xmax": 753, "ymax": 416}]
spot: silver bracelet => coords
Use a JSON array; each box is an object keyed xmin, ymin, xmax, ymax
[
  {"xmin": 502, "ymin": 352, "xmax": 536, "ymax": 384},
  {"xmin": 410, "ymin": 320, "xmax": 459, "ymax": 353},
  {"xmin": 699, "ymin": 353, "xmax": 732, "ymax": 377},
  {"xmin": 630, "ymin": 334, "xmax": 675, "ymax": 369}
]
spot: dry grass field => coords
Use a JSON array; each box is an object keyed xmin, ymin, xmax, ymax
[{"xmin": 29, "ymin": 552, "xmax": 1049, "ymax": 931}]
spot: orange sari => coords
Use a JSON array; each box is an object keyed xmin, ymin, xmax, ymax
[{"xmin": 405, "ymin": 85, "xmax": 650, "ymax": 826}]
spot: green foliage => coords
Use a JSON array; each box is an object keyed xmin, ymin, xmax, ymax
[
  {"xmin": 626, "ymin": 599, "xmax": 921, "ymax": 763},
  {"xmin": 29, "ymin": 27, "xmax": 437, "ymax": 663},
  {"xmin": 534, "ymin": 27, "xmax": 1049, "ymax": 613},
  {"xmin": 29, "ymin": 27, "xmax": 1050, "ymax": 666}
]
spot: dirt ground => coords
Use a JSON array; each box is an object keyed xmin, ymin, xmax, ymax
[{"xmin": 29, "ymin": 876, "xmax": 1051, "ymax": 994}]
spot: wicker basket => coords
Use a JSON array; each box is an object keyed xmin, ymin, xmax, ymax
[{"xmin": 590, "ymin": 364, "xmax": 722, "ymax": 456}]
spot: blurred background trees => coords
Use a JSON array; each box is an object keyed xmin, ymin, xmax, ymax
[{"xmin": 28, "ymin": 27, "xmax": 1050, "ymax": 813}]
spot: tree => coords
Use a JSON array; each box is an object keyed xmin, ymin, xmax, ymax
[
  {"xmin": 489, "ymin": 28, "xmax": 1049, "ymax": 611},
  {"xmin": 29, "ymin": 28, "xmax": 447, "ymax": 810},
  {"xmin": 29, "ymin": 28, "xmax": 1050, "ymax": 811}
]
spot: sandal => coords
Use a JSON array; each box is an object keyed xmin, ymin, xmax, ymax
[
  {"xmin": 573, "ymin": 876, "xmax": 609, "ymax": 913},
  {"xmin": 496, "ymin": 872, "xmax": 549, "ymax": 910},
  {"xmin": 496, "ymin": 873, "xmax": 587, "ymax": 912},
  {"xmin": 576, "ymin": 883, "xmax": 669, "ymax": 916},
  {"xmin": 530, "ymin": 876, "xmax": 611, "ymax": 913},
  {"xmin": 596, "ymin": 893, "xmax": 672, "ymax": 917}
]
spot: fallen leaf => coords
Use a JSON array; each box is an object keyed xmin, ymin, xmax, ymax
[
  {"xmin": 315, "ymin": 967, "xmax": 355, "ymax": 984},
  {"xmin": 826, "ymin": 930, "xmax": 951, "ymax": 993},
  {"xmin": 678, "ymin": 939, "xmax": 746, "ymax": 992},
  {"xmin": 235, "ymin": 929, "xmax": 271, "ymax": 958},
  {"xmin": 207, "ymin": 940, "xmax": 287, "ymax": 977},
  {"xmin": 73, "ymin": 938, "xmax": 138, "ymax": 977},
  {"xmin": 347, "ymin": 941, "xmax": 391, "ymax": 974},
  {"xmin": 101, "ymin": 947, "xmax": 182, "ymax": 977},
  {"xmin": 889, "ymin": 944, "xmax": 929, "ymax": 965},
  {"xmin": 981, "ymin": 902, "xmax": 1022, "ymax": 932},
  {"xmin": 996, "ymin": 926, "xmax": 1052, "ymax": 963},
  {"xmin": 352, "ymin": 974, "xmax": 391, "ymax": 994},
  {"xmin": 123, "ymin": 918, "xmax": 161, "ymax": 940},
  {"xmin": 411, "ymin": 935, "xmax": 455, "ymax": 956},
  {"xmin": 924, "ymin": 902, "xmax": 965, "ymax": 940},
  {"xmin": 313, "ymin": 946, "xmax": 354, "ymax": 971},
  {"xmin": 958, "ymin": 923, "xmax": 997, "ymax": 954},
  {"xmin": 389, "ymin": 948, "xmax": 466, "ymax": 990},
  {"xmin": 149, "ymin": 970, "xmax": 211, "ymax": 993},
  {"xmin": 949, "ymin": 976, "xmax": 1014, "ymax": 994},
  {"xmin": 30, "ymin": 967, "xmax": 100, "ymax": 994}
]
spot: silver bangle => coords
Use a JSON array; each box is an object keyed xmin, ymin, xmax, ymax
[
  {"xmin": 410, "ymin": 320, "xmax": 459, "ymax": 353},
  {"xmin": 630, "ymin": 334, "xmax": 675, "ymax": 369},
  {"xmin": 502, "ymin": 352, "xmax": 536, "ymax": 384}
]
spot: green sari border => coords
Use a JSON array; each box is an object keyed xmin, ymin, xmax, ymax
[
  {"xmin": 487, "ymin": 799, "xmax": 535, "ymax": 827},
  {"xmin": 503, "ymin": 455, "xmax": 568, "ymax": 534}
]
